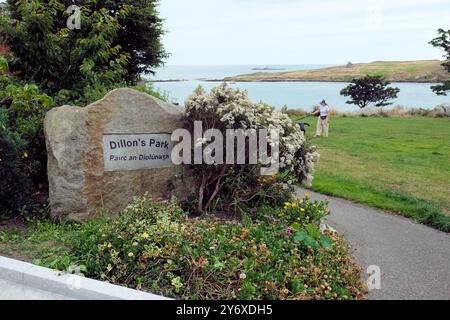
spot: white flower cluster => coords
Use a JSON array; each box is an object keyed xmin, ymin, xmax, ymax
[{"xmin": 185, "ymin": 83, "xmax": 319, "ymax": 185}]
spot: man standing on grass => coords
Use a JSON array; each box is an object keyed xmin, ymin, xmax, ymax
[{"xmin": 313, "ymin": 100, "xmax": 330, "ymax": 138}]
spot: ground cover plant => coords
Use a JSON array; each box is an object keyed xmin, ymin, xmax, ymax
[{"xmin": 0, "ymin": 194, "xmax": 367, "ymax": 300}]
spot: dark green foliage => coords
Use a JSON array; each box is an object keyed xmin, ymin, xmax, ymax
[
  {"xmin": 0, "ymin": 81, "xmax": 53, "ymax": 186},
  {"xmin": 0, "ymin": 1, "xmax": 168, "ymax": 216},
  {"xmin": 0, "ymin": 125, "xmax": 32, "ymax": 215},
  {"xmin": 1, "ymin": 0, "xmax": 167, "ymax": 104},
  {"xmin": 430, "ymin": 29, "xmax": 450, "ymax": 96},
  {"xmin": 340, "ymin": 75, "xmax": 400, "ymax": 109},
  {"xmin": 0, "ymin": 55, "xmax": 53, "ymax": 216},
  {"xmin": 112, "ymin": 0, "xmax": 169, "ymax": 82}
]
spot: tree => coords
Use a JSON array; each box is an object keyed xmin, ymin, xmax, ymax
[
  {"xmin": 0, "ymin": 0, "xmax": 167, "ymax": 103},
  {"xmin": 112, "ymin": 0, "xmax": 169, "ymax": 82},
  {"xmin": 430, "ymin": 29, "xmax": 450, "ymax": 96},
  {"xmin": 340, "ymin": 75, "xmax": 400, "ymax": 109}
]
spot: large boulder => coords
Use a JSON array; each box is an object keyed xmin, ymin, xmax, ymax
[{"xmin": 44, "ymin": 88, "xmax": 192, "ymax": 222}]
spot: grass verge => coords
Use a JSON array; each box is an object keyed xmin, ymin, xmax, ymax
[
  {"xmin": 291, "ymin": 116, "xmax": 450, "ymax": 232},
  {"xmin": 311, "ymin": 174, "xmax": 450, "ymax": 232}
]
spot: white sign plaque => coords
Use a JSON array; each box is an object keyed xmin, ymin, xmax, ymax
[{"xmin": 103, "ymin": 133, "xmax": 173, "ymax": 172}]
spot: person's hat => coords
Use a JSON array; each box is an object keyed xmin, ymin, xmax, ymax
[{"xmin": 321, "ymin": 100, "xmax": 327, "ymax": 105}]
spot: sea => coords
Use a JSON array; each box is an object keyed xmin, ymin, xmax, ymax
[{"xmin": 145, "ymin": 65, "xmax": 449, "ymax": 112}]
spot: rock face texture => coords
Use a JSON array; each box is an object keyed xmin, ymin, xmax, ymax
[{"xmin": 45, "ymin": 88, "xmax": 190, "ymax": 222}]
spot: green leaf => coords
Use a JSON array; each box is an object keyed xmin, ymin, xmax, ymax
[
  {"xmin": 79, "ymin": 265, "xmax": 88, "ymax": 273},
  {"xmin": 304, "ymin": 236, "xmax": 319, "ymax": 249},
  {"xmin": 294, "ymin": 231, "xmax": 308, "ymax": 242},
  {"xmin": 320, "ymin": 236, "xmax": 333, "ymax": 249},
  {"xmin": 213, "ymin": 261, "xmax": 225, "ymax": 271},
  {"xmin": 306, "ymin": 224, "xmax": 320, "ymax": 239},
  {"xmin": 291, "ymin": 222, "xmax": 302, "ymax": 231},
  {"xmin": 0, "ymin": 57, "xmax": 8, "ymax": 73},
  {"xmin": 291, "ymin": 278, "xmax": 304, "ymax": 294}
]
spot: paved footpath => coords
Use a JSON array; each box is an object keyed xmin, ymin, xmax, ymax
[{"xmin": 297, "ymin": 188, "xmax": 450, "ymax": 300}]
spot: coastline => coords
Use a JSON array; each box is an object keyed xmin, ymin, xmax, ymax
[
  {"xmin": 220, "ymin": 60, "xmax": 449, "ymax": 83},
  {"xmin": 147, "ymin": 60, "xmax": 449, "ymax": 84},
  {"xmin": 150, "ymin": 79, "xmax": 442, "ymax": 84},
  {"xmin": 204, "ymin": 79, "xmax": 442, "ymax": 84}
]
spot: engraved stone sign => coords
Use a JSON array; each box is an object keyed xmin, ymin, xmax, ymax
[
  {"xmin": 44, "ymin": 88, "xmax": 193, "ymax": 222},
  {"xmin": 103, "ymin": 133, "xmax": 173, "ymax": 171}
]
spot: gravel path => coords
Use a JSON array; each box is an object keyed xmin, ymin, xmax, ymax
[{"xmin": 297, "ymin": 188, "xmax": 450, "ymax": 300}]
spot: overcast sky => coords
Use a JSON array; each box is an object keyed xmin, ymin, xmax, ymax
[
  {"xmin": 159, "ymin": 0, "xmax": 450, "ymax": 65},
  {"xmin": 1, "ymin": 0, "xmax": 448, "ymax": 65}
]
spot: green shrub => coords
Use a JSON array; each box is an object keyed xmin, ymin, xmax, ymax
[
  {"xmin": 64, "ymin": 195, "xmax": 365, "ymax": 300},
  {"xmin": 0, "ymin": 125, "xmax": 32, "ymax": 215},
  {"xmin": 0, "ymin": 60, "xmax": 171, "ymax": 217},
  {"xmin": 251, "ymin": 172, "xmax": 296, "ymax": 208},
  {"xmin": 0, "ymin": 82, "xmax": 52, "ymax": 179},
  {"xmin": 0, "ymin": 77, "xmax": 53, "ymax": 216},
  {"xmin": 258, "ymin": 193, "xmax": 331, "ymax": 226},
  {"xmin": 1, "ymin": 0, "xmax": 168, "ymax": 104},
  {"xmin": 256, "ymin": 194, "xmax": 333, "ymax": 251}
]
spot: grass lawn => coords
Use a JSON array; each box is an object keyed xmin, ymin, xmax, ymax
[{"xmin": 293, "ymin": 116, "xmax": 450, "ymax": 232}]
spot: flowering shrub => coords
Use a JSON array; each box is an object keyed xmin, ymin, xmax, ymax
[
  {"xmin": 65, "ymin": 195, "xmax": 366, "ymax": 300},
  {"xmin": 183, "ymin": 84, "xmax": 319, "ymax": 213},
  {"xmin": 256, "ymin": 194, "xmax": 333, "ymax": 251}
]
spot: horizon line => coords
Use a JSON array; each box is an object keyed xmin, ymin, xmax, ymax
[{"xmin": 158, "ymin": 59, "xmax": 443, "ymax": 67}]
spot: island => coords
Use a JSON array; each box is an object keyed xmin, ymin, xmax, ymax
[
  {"xmin": 251, "ymin": 67, "xmax": 286, "ymax": 71},
  {"xmin": 224, "ymin": 60, "xmax": 450, "ymax": 83}
]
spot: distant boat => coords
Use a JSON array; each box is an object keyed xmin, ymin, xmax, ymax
[{"xmin": 252, "ymin": 66, "xmax": 286, "ymax": 71}]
